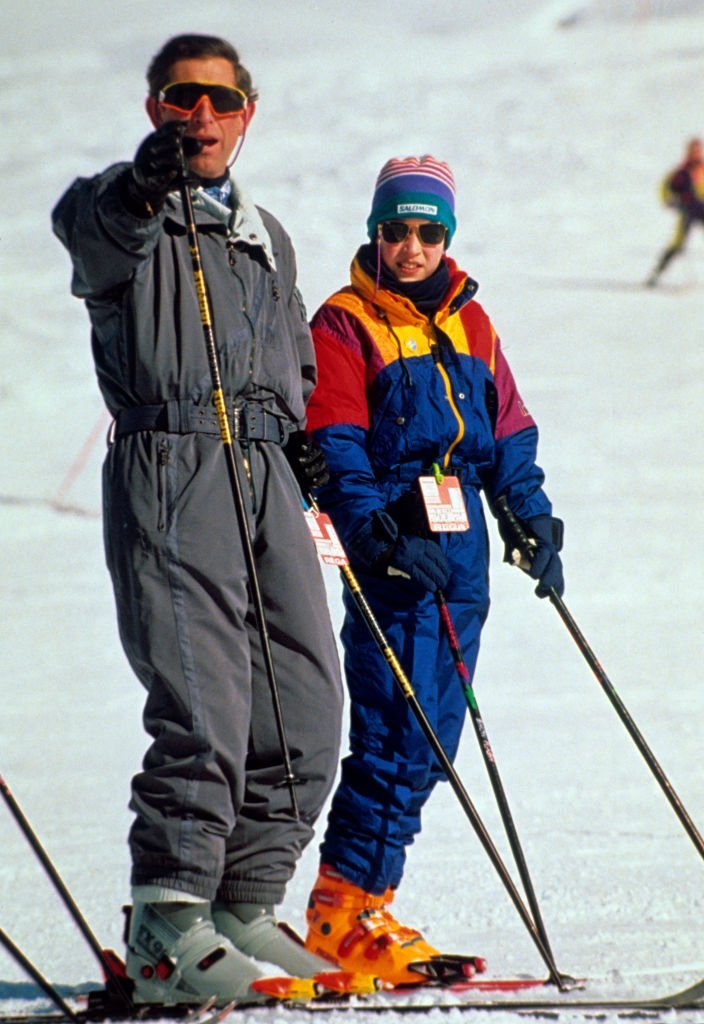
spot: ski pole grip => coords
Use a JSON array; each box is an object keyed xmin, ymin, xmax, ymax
[{"xmin": 494, "ymin": 494, "xmax": 534, "ymax": 570}]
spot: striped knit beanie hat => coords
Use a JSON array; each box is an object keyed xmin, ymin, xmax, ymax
[{"xmin": 366, "ymin": 154, "xmax": 457, "ymax": 243}]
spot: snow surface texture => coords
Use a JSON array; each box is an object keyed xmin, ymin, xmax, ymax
[{"xmin": 1, "ymin": 0, "xmax": 703, "ymax": 1021}]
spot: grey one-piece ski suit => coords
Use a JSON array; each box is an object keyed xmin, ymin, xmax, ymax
[{"xmin": 52, "ymin": 164, "xmax": 343, "ymax": 905}]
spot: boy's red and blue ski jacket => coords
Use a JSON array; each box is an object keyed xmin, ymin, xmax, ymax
[{"xmin": 306, "ymin": 252, "xmax": 552, "ymax": 561}]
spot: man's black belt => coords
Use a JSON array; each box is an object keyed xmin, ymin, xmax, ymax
[{"xmin": 113, "ymin": 400, "xmax": 291, "ymax": 444}]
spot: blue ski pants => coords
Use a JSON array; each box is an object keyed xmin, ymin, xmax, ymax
[{"xmin": 319, "ymin": 502, "xmax": 490, "ymax": 895}]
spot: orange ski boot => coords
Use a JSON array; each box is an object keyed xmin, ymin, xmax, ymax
[{"xmin": 304, "ymin": 864, "xmax": 449, "ymax": 987}]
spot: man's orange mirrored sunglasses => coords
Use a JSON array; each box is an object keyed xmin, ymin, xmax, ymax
[{"xmin": 158, "ymin": 81, "xmax": 248, "ymax": 119}]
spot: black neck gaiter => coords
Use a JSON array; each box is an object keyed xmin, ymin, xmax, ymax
[{"xmin": 358, "ymin": 242, "xmax": 451, "ymax": 316}]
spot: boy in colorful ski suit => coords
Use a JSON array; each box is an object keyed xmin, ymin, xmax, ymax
[
  {"xmin": 52, "ymin": 34, "xmax": 342, "ymax": 1005},
  {"xmin": 302, "ymin": 156, "xmax": 564, "ymax": 986},
  {"xmin": 647, "ymin": 137, "xmax": 704, "ymax": 286}
]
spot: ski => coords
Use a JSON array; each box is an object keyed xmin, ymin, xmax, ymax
[
  {"xmin": 0, "ymin": 1004, "xmax": 233, "ymax": 1024},
  {"xmin": 301, "ymin": 978, "xmax": 704, "ymax": 1013},
  {"xmin": 301, "ymin": 974, "xmax": 704, "ymax": 1013},
  {"xmin": 252, "ymin": 970, "xmax": 545, "ymax": 1000},
  {"xmin": 2, "ymin": 977, "xmax": 703, "ymax": 1021}
]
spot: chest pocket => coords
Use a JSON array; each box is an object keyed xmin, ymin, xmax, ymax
[{"xmin": 367, "ymin": 365, "xmax": 418, "ymax": 468}]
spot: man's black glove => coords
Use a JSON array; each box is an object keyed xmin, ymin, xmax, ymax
[
  {"xmin": 127, "ymin": 121, "xmax": 188, "ymax": 214},
  {"xmin": 283, "ymin": 430, "xmax": 330, "ymax": 492}
]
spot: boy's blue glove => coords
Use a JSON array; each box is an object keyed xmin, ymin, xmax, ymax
[
  {"xmin": 347, "ymin": 509, "xmax": 399, "ymax": 571},
  {"xmin": 387, "ymin": 535, "xmax": 452, "ymax": 593},
  {"xmin": 347, "ymin": 510, "xmax": 451, "ymax": 593},
  {"xmin": 522, "ymin": 515, "xmax": 565, "ymax": 598}
]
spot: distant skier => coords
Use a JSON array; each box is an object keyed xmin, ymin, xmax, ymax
[{"xmin": 647, "ymin": 137, "xmax": 704, "ymax": 286}]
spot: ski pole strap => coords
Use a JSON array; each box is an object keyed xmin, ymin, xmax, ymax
[{"xmin": 113, "ymin": 400, "xmax": 291, "ymax": 443}]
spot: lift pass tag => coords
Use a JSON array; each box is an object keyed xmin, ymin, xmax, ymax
[
  {"xmin": 304, "ymin": 509, "xmax": 349, "ymax": 565},
  {"xmin": 418, "ymin": 475, "xmax": 470, "ymax": 532}
]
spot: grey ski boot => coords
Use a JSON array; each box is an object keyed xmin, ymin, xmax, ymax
[
  {"xmin": 125, "ymin": 901, "xmax": 266, "ymax": 1005},
  {"xmin": 212, "ymin": 902, "xmax": 333, "ymax": 977}
]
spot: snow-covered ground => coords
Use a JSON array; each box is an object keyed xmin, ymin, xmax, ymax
[{"xmin": 2, "ymin": 1, "xmax": 703, "ymax": 1021}]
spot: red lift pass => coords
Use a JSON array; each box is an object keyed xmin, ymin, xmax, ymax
[
  {"xmin": 304, "ymin": 509, "xmax": 349, "ymax": 565},
  {"xmin": 418, "ymin": 475, "xmax": 470, "ymax": 532}
]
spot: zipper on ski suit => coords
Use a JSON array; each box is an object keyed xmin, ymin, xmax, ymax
[
  {"xmin": 429, "ymin": 328, "xmax": 465, "ymax": 471},
  {"xmin": 156, "ymin": 438, "xmax": 170, "ymax": 532},
  {"xmin": 226, "ymin": 238, "xmax": 260, "ymax": 513}
]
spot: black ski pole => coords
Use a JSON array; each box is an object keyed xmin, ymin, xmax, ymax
[
  {"xmin": 0, "ymin": 775, "xmax": 132, "ymax": 1010},
  {"xmin": 0, "ymin": 927, "xmax": 80, "ymax": 1021},
  {"xmin": 436, "ymin": 591, "xmax": 564, "ymax": 977},
  {"xmin": 336, "ymin": 561, "xmax": 568, "ymax": 988},
  {"xmin": 493, "ymin": 494, "xmax": 704, "ymax": 863},
  {"xmin": 177, "ymin": 144, "xmax": 300, "ymax": 817}
]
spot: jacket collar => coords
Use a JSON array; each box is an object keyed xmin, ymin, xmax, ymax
[
  {"xmin": 228, "ymin": 181, "xmax": 277, "ymax": 271},
  {"xmin": 350, "ymin": 252, "xmax": 477, "ymax": 322},
  {"xmin": 170, "ymin": 177, "xmax": 278, "ymax": 272}
]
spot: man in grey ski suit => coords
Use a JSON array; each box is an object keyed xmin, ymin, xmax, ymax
[{"xmin": 52, "ymin": 33, "xmax": 343, "ymax": 1005}]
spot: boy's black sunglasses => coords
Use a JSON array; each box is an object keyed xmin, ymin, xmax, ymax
[{"xmin": 380, "ymin": 221, "xmax": 447, "ymax": 246}]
